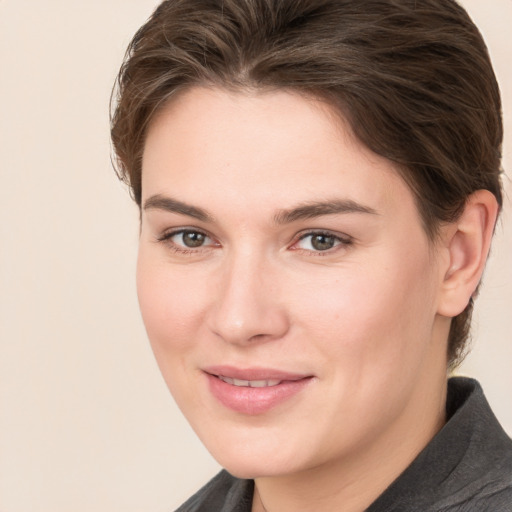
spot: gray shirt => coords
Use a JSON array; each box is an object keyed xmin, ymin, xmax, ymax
[{"xmin": 175, "ymin": 378, "xmax": 512, "ymax": 511}]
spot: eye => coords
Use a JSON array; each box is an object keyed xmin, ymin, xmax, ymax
[
  {"xmin": 158, "ymin": 229, "xmax": 216, "ymax": 250},
  {"xmin": 176, "ymin": 230, "xmax": 208, "ymax": 248},
  {"xmin": 293, "ymin": 232, "xmax": 351, "ymax": 253}
]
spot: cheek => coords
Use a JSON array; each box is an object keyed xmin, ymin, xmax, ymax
[
  {"xmin": 136, "ymin": 251, "xmax": 211, "ymax": 412},
  {"xmin": 293, "ymin": 250, "xmax": 438, "ymax": 365},
  {"xmin": 136, "ymin": 251, "xmax": 206, "ymax": 354}
]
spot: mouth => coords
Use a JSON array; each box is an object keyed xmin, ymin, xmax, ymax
[
  {"xmin": 203, "ymin": 366, "xmax": 314, "ymax": 415},
  {"xmin": 216, "ymin": 376, "xmax": 282, "ymax": 388}
]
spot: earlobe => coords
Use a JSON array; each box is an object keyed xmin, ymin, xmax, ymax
[{"xmin": 437, "ymin": 190, "xmax": 499, "ymax": 318}]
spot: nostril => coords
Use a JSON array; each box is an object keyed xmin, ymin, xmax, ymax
[{"xmin": 248, "ymin": 333, "xmax": 267, "ymax": 342}]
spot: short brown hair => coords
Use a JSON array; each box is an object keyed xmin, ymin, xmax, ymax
[{"xmin": 111, "ymin": 0, "xmax": 503, "ymax": 366}]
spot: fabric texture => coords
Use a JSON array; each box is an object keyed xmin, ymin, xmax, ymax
[{"xmin": 174, "ymin": 377, "xmax": 512, "ymax": 511}]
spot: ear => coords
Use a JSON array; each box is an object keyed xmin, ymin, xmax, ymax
[{"xmin": 437, "ymin": 190, "xmax": 499, "ymax": 318}]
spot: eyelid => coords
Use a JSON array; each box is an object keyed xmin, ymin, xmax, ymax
[
  {"xmin": 290, "ymin": 229, "xmax": 354, "ymax": 253},
  {"xmin": 157, "ymin": 226, "xmax": 206, "ymax": 241},
  {"xmin": 156, "ymin": 227, "xmax": 220, "ymax": 250},
  {"xmin": 155, "ymin": 226, "xmax": 352, "ymax": 255}
]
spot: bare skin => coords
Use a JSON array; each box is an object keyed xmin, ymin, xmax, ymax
[{"xmin": 138, "ymin": 87, "xmax": 498, "ymax": 512}]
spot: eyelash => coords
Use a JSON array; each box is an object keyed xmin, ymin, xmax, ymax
[
  {"xmin": 157, "ymin": 228, "xmax": 217, "ymax": 254},
  {"xmin": 292, "ymin": 230, "xmax": 353, "ymax": 256},
  {"xmin": 156, "ymin": 228, "xmax": 353, "ymax": 256}
]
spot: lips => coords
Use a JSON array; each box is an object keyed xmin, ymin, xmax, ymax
[
  {"xmin": 203, "ymin": 365, "xmax": 314, "ymax": 415},
  {"xmin": 217, "ymin": 376, "xmax": 282, "ymax": 388}
]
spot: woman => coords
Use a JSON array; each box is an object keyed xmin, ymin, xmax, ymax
[{"xmin": 110, "ymin": 0, "xmax": 512, "ymax": 510}]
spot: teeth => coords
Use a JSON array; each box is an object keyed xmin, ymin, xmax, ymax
[
  {"xmin": 233, "ymin": 378, "xmax": 250, "ymax": 387},
  {"xmin": 248, "ymin": 379, "xmax": 281, "ymax": 388},
  {"xmin": 218, "ymin": 376, "xmax": 282, "ymax": 387}
]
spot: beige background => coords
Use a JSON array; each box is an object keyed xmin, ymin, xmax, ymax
[{"xmin": 0, "ymin": 1, "xmax": 510, "ymax": 511}]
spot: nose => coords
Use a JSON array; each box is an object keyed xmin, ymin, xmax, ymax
[{"xmin": 206, "ymin": 251, "xmax": 290, "ymax": 346}]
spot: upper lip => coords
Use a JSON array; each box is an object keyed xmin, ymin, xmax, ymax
[{"xmin": 203, "ymin": 365, "xmax": 312, "ymax": 382}]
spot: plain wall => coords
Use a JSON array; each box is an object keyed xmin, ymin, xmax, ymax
[{"xmin": 0, "ymin": 1, "xmax": 510, "ymax": 511}]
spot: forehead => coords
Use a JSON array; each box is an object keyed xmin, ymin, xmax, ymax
[{"xmin": 141, "ymin": 86, "xmax": 420, "ymax": 224}]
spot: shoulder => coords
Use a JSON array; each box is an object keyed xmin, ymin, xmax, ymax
[
  {"xmin": 174, "ymin": 470, "xmax": 253, "ymax": 512},
  {"xmin": 439, "ymin": 486, "xmax": 512, "ymax": 512},
  {"xmin": 368, "ymin": 377, "xmax": 512, "ymax": 512},
  {"xmin": 430, "ymin": 378, "xmax": 512, "ymax": 510}
]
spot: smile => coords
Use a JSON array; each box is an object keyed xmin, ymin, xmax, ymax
[
  {"xmin": 217, "ymin": 376, "xmax": 282, "ymax": 388},
  {"xmin": 204, "ymin": 367, "xmax": 314, "ymax": 415}
]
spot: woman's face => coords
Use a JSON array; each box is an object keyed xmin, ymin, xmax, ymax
[{"xmin": 138, "ymin": 87, "xmax": 450, "ymax": 479}]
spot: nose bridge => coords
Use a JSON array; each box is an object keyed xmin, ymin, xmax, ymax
[{"xmin": 208, "ymin": 245, "xmax": 288, "ymax": 345}]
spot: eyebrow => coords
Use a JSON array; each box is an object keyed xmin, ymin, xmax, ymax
[
  {"xmin": 143, "ymin": 194, "xmax": 378, "ymax": 224},
  {"xmin": 143, "ymin": 194, "xmax": 213, "ymax": 222},
  {"xmin": 273, "ymin": 199, "xmax": 379, "ymax": 224}
]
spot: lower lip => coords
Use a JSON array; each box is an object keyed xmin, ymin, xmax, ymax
[{"xmin": 205, "ymin": 373, "xmax": 313, "ymax": 415}]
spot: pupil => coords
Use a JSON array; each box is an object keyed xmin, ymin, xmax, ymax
[
  {"xmin": 312, "ymin": 234, "xmax": 334, "ymax": 251},
  {"xmin": 183, "ymin": 232, "xmax": 205, "ymax": 248}
]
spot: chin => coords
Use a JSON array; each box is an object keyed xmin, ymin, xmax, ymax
[
  {"xmin": 200, "ymin": 429, "xmax": 314, "ymax": 481},
  {"xmin": 220, "ymin": 459, "xmax": 298, "ymax": 481}
]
